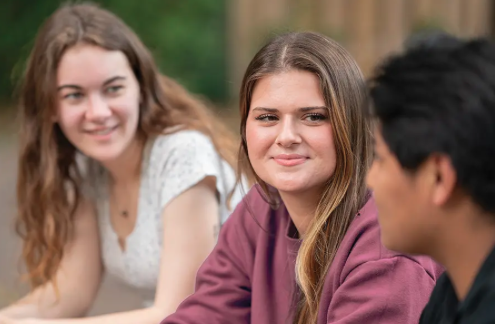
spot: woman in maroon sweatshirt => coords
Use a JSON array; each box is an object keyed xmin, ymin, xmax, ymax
[{"xmin": 160, "ymin": 32, "xmax": 444, "ymax": 324}]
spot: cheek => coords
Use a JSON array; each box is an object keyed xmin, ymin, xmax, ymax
[
  {"xmin": 366, "ymin": 164, "xmax": 396, "ymax": 225},
  {"xmin": 372, "ymin": 166, "xmax": 400, "ymax": 213},
  {"xmin": 308, "ymin": 125, "xmax": 336, "ymax": 170},
  {"xmin": 57, "ymin": 104, "xmax": 84, "ymax": 132},
  {"xmin": 373, "ymin": 172, "xmax": 424, "ymax": 251},
  {"xmin": 312, "ymin": 124, "xmax": 335, "ymax": 152},
  {"xmin": 111, "ymin": 95, "xmax": 140, "ymax": 122},
  {"xmin": 245, "ymin": 121, "xmax": 272, "ymax": 159}
]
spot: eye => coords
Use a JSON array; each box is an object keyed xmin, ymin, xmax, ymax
[
  {"xmin": 304, "ymin": 113, "xmax": 327, "ymax": 122},
  {"xmin": 372, "ymin": 150, "xmax": 382, "ymax": 162},
  {"xmin": 63, "ymin": 92, "xmax": 83, "ymax": 100},
  {"xmin": 106, "ymin": 85, "xmax": 123, "ymax": 94},
  {"xmin": 255, "ymin": 114, "xmax": 278, "ymax": 122}
]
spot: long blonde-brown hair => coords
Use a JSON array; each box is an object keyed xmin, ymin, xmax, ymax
[
  {"xmin": 237, "ymin": 32, "xmax": 373, "ymax": 324},
  {"xmin": 17, "ymin": 2, "xmax": 238, "ymax": 290}
]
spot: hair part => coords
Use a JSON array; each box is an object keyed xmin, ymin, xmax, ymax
[{"xmin": 237, "ymin": 31, "xmax": 373, "ymax": 324}]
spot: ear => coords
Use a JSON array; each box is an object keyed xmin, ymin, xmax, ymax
[{"xmin": 429, "ymin": 154, "xmax": 457, "ymax": 206}]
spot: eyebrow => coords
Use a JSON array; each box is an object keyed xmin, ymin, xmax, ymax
[
  {"xmin": 57, "ymin": 76, "xmax": 126, "ymax": 91},
  {"xmin": 251, "ymin": 106, "xmax": 328, "ymax": 113}
]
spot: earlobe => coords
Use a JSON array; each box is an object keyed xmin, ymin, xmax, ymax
[{"xmin": 432, "ymin": 155, "xmax": 457, "ymax": 206}]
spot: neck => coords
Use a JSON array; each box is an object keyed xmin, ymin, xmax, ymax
[
  {"xmin": 432, "ymin": 204, "xmax": 495, "ymax": 301},
  {"xmin": 279, "ymin": 188, "xmax": 322, "ymax": 238},
  {"xmin": 101, "ymin": 136, "xmax": 145, "ymax": 185}
]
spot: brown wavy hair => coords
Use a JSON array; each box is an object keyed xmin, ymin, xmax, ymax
[
  {"xmin": 16, "ymin": 2, "xmax": 238, "ymax": 290},
  {"xmin": 237, "ymin": 32, "xmax": 373, "ymax": 324}
]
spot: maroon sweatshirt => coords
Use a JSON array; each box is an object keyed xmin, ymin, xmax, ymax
[{"xmin": 161, "ymin": 186, "xmax": 444, "ymax": 324}]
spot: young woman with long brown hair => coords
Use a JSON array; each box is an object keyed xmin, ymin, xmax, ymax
[
  {"xmin": 0, "ymin": 3, "xmax": 245, "ymax": 324},
  {"xmin": 159, "ymin": 31, "xmax": 444, "ymax": 324}
]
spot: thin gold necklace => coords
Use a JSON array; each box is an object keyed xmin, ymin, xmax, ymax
[{"xmin": 111, "ymin": 185, "xmax": 131, "ymax": 218}]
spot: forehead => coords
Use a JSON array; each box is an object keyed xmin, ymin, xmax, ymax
[
  {"xmin": 57, "ymin": 43, "xmax": 132, "ymax": 85},
  {"xmin": 250, "ymin": 70, "xmax": 326, "ymax": 110}
]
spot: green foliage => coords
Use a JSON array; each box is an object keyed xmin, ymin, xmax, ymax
[
  {"xmin": 0, "ymin": 0, "xmax": 62, "ymax": 103},
  {"xmin": 412, "ymin": 18, "xmax": 445, "ymax": 34},
  {"xmin": 0, "ymin": 0, "xmax": 227, "ymax": 105}
]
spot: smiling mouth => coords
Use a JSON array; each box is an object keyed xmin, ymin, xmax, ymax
[
  {"xmin": 85, "ymin": 125, "xmax": 118, "ymax": 136},
  {"xmin": 273, "ymin": 154, "xmax": 308, "ymax": 166}
]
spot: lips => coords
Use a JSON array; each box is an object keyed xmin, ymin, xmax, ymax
[
  {"xmin": 273, "ymin": 154, "xmax": 308, "ymax": 166},
  {"xmin": 83, "ymin": 125, "xmax": 119, "ymax": 142},
  {"xmin": 84, "ymin": 125, "xmax": 118, "ymax": 135}
]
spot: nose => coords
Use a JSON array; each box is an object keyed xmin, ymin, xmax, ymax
[
  {"xmin": 85, "ymin": 94, "xmax": 111, "ymax": 121},
  {"xmin": 276, "ymin": 116, "xmax": 302, "ymax": 147},
  {"xmin": 366, "ymin": 160, "xmax": 376, "ymax": 189}
]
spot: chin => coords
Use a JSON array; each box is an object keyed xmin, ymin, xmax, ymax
[
  {"xmin": 381, "ymin": 236, "xmax": 418, "ymax": 255},
  {"xmin": 380, "ymin": 236, "xmax": 399, "ymax": 252},
  {"xmin": 270, "ymin": 180, "xmax": 312, "ymax": 194},
  {"xmin": 263, "ymin": 173, "xmax": 318, "ymax": 193},
  {"xmin": 82, "ymin": 146, "xmax": 125, "ymax": 163}
]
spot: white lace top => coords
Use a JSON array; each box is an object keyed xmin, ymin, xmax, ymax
[{"xmin": 81, "ymin": 130, "xmax": 246, "ymax": 306}]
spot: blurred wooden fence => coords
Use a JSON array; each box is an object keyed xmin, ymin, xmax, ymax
[{"xmin": 227, "ymin": 0, "xmax": 493, "ymax": 96}]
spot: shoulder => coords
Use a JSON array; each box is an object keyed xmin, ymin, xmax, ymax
[
  {"xmin": 145, "ymin": 129, "xmax": 219, "ymax": 175},
  {"xmin": 336, "ymin": 194, "xmax": 444, "ymax": 282},
  {"xmin": 419, "ymin": 272, "xmax": 451, "ymax": 323},
  {"xmin": 221, "ymin": 185, "xmax": 282, "ymax": 240},
  {"xmin": 214, "ymin": 185, "xmax": 291, "ymax": 271},
  {"xmin": 152, "ymin": 129, "xmax": 215, "ymax": 154},
  {"xmin": 224, "ymin": 185, "xmax": 272, "ymax": 227},
  {"xmin": 147, "ymin": 129, "xmax": 238, "ymax": 209},
  {"xmin": 147, "ymin": 129, "xmax": 220, "ymax": 171}
]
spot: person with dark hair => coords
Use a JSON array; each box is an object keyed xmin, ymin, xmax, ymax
[
  {"xmin": 368, "ymin": 33, "xmax": 495, "ymax": 323},
  {"xmin": 158, "ymin": 31, "xmax": 443, "ymax": 324},
  {"xmin": 0, "ymin": 2, "xmax": 246, "ymax": 324}
]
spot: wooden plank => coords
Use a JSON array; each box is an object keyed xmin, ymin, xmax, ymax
[
  {"xmin": 411, "ymin": 0, "xmax": 435, "ymax": 30},
  {"xmin": 317, "ymin": 0, "xmax": 346, "ymax": 39},
  {"xmin": 346, "ymin": 0, "xmax": 376, "ymax": 76},
  {"xmin": 376, "ymin": 0, "xmax": 406, "ymax": 61},
  {"xmin": 442, "ymin": 0, "xmax": 462, "ymax": 35},
  {"xmin": 226, "ymin": 0, "xmax": 254, "ymax": 98},
  {"xmin": 461, "ymin": 0, "xmax": 492, "ymax": 36}
]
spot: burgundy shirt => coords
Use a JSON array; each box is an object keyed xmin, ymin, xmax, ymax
[{"xmin": 161, "ymin": 186, "xmax": 444, "ymax": 324}]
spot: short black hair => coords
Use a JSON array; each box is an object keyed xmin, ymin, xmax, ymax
[{"xmin": 370, "ymin": 32, "xmax": 495, "ymax": 214}]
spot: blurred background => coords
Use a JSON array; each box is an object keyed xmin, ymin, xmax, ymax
[{"xmin": 0, "ymin": 0, "xmax": 493, "ymax": 315}]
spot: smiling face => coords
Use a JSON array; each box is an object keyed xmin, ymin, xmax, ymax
[
  {"xmin": 245, "ymin": 70, "xmax": 337, "ymax": 195},
  {"xmin": 56, "ymin": 43, "xmax": 141, "ymax": 163}
]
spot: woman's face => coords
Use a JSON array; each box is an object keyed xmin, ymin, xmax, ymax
[
  {"xmin": 56, "ymin": 43, "xmax": 141, "ymax": 163},
  {"xmin": 246, "ymin": 70, "xmax": 337, "ymax": 195}
]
